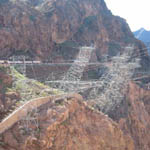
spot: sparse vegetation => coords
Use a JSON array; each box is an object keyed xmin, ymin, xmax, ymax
[{"xmin": 9, "ymin": 66, "xmax": 62, "ymax": 103}]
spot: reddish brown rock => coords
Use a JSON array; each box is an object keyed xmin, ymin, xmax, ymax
[
  {"xmin": 0, "ymin": 0, "xmax": 147, "ymax": 62},
  {"xmin": 0, "ymin": 81, "xmax": 150, "ymax": 150},
  {"xmin": 124, "ymin": 82, "xmax": 150, "ymax": 150},
  {"xmin": 110, "ymin": 82, "xmax": 150, "ymax": 150},
  {"xmin": 0, "ymin": 94, "xmax": 134, "ymax": 150},
  {"xmin": 0, "ymin": 0, "xmax": 150, "ymax": 149}
]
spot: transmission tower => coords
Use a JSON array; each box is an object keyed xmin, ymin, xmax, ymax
[
  {"xmin": 58, "ymin": 46, "xmax": 95, "ymax": 92},
  {"xmin": 88, "ymin": 45, "xmax": 141, "ymax": 113}
]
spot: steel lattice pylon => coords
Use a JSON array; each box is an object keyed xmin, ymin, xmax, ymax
[
  {"xmin": 45, "ymin": 45, "xmax": 140, "ymax": 113},
  {"xmin": 58, "ymin": 46, "xmax": 95, "ymax": 91},
  {"xmin": 88, "ymin": 45, "xmax": 141, "ymax": 113}
]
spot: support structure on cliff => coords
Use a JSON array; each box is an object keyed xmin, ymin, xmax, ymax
[
  {"xmin": 88, "ymin": 45, "xmax": 141, "ymax": 113},
  {"xmin": 47, "ymin": 45, "xmax": 141, "ymax": 108},
  {"xmin": 8, "ymin": 44, "xmax": 140, "ymax": 114},
  {"xmin": 58, "ymin": 46, "xmax": 95, "ymax": 92}
]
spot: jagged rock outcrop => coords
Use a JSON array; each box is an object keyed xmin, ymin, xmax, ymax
[
  {"xmin": 0, "ymin": 82, "xmax": 150, "ymax": 150},
  {"xmin": 0, "ymin": 0, "xmax": 150, "ymax": 150},
  {"xmin": 123, "ymin": 82, "xmax": 150, "ymax": 150},
  {"xmin": 108, "ymin": 82, "xmax": 150, "ymax": 150},
  {"xmin": 0, "ymin": 94, "xmax": 134, "ymax": 150},
  {"xmin": 0, "ymin": 0, "xmax": 148, "ymax": 62}
]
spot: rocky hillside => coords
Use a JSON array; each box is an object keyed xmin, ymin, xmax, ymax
[
  {"xmin": 0, "ymin": 65, "xmax": 62, "ymax": 122},
  {"xmin": 0, "ymin": 94, "xmax": 135, "ymax": 150},
  {"xmin": 0, "ymin": 0, "xmax": 150, "ymax": 150},
  {"xmin": 0, "ymin": 0, "xmax": 148, "ymax": 62},
  {"xmin": 0, "ymin": 87, "xmax": 150, "ymax": 150},
  {"xmin": 134, "ymin": 28, "xmax": 150, "ymax": 54},
  {"xmin": 111, "ymin": 82, "xmax": 150, "ymax": 150}
]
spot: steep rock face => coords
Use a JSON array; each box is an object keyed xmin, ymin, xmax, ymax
[
  {"xmin": 0, "ymin": 0, "xmax": 148, "ymax": 62},
  {"xmin": 109, "ymin": 82, "xmax": 150, "ymax": 150},
  {"xmin": 0, "ymin": 79, "xmax": 150, "ymax": 150},
  {"xmin": 0, "ymin": 94, "xmax": 134, "ymax": 150},
  {"xmin": 0, "ymin": 1, "xmax": 150, "ymax": 149},
  {"xmin": 124, "ymin": 82, "xmax": 150, "ymax": 150}
]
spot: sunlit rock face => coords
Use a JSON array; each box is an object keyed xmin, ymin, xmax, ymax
[
  {"xmin": 0, "ymin": 86, "xmax": 150, "ymax": 150},
  {"xmin": 109, "ymin": 82, "xmax": 150, "ymax": 150},
  {"xmin": 0, "ymin": 0, "xmax": 147, "ymax": 62},
  {"xmin": 0, "ymin": 94, "xmax": 134, "ymax": 150}
]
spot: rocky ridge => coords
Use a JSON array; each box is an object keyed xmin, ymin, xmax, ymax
[
  {"xmin": 0, "ymin": 0, "xmax": 148, "ymax": 62},
  {"xmin": 0, "ymin": 84, "xmax": 150, "ymax": 150},
  {"xmin": 0, "ymin": 94, "xmax": 135, "ymax": 150},
  {"xmin": 0, "ymin": 0, "xmax": 150, "ymax": 150}
]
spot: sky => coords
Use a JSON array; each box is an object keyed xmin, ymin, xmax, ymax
[{"xmin": 105, "ymin": 0, "xmax": 150, "ymax": 32}]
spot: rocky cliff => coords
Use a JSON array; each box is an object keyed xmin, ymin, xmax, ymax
[
  {"xmin": 0, "ymin": 0, "xmax": 150, "ymax": 150},
  {"xmin": 0, "ymin": 94, "xmax": 135, "ymax": 150},
  {"xmin": 0, "ymin": 0, "xmax": 148, "ymax": 62},
  {"xmin": 0, "ymin": 86, "xmax": 150, "ymax": 150},
  {"xmin": 110, "ymin": 82, "xmax": 150, "ymax": 150}
]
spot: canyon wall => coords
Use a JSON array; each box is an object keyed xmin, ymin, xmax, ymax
[{"xmin": 0, "ymin": 0, "xmax": 148, "ymax": 62}]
